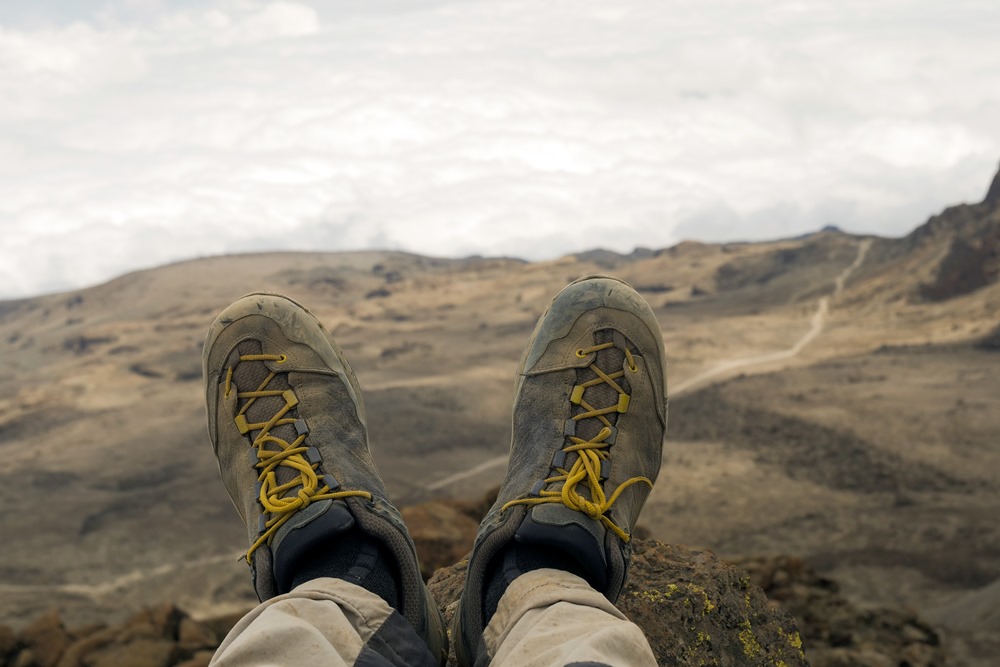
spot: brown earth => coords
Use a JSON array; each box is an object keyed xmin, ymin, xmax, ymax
[{"xmin": 0, "ymin": 164, "xmax": 998, "ymax": 663}]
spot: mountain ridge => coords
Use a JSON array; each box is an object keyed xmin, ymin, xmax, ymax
[{"xmin": 5, "ymin": 160, "xmax": 998, "ymax": 311}]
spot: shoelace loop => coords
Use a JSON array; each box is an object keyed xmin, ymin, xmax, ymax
[
  {"xmin": 227, "ymin": 353, "xmax": 371, "ymax": 564},
  {"xmin": 503, "ymin": 342, "xmax": 651, "ymax": 542}
]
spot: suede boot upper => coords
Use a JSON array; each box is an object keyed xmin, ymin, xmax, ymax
[{"xmin": 454, "ymin": 276, "xmax": 668, "ymax": 667}]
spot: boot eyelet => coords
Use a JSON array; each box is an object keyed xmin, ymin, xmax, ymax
[
  {"xmin": 276, "ymin": 354, "xmax": 288, "ymax": 363},
  {"xmin": 576, "ymin": 349, "xmax": 587, "ymax": 358}
]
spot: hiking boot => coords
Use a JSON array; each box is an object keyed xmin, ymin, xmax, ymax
[
  {"xmin": 454, "ymin": 275, "xmax": 667, "ymax": 666},
  {"xmin": 203, "ymin": 292, "xmax": 447, "ymax": 664}
]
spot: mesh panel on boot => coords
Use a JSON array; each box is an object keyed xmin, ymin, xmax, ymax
[
  {"xmin": 572, "ymin": 329, "xmax": 631, "ymax": 441},
  {"xmin": 232, "ymin": 340, "xmax": 302, "ymax": 489}
]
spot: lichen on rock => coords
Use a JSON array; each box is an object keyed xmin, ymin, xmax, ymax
[{"xmin": 428, "ymin": 539, "xmax": 810, "ymax": 667}]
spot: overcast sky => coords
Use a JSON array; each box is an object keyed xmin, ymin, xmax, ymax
[{"xmin": 1, "ymin": 0, "xmax": 998, "ymax": 298}]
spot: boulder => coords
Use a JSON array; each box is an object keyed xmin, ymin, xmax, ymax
[
  {"xmin": 18, "ymin": 609, "xmax": 71, "ymax": 667},
  {"xmin": 402, "ymin": 502, "xmax": 479, "ymax": 580},
  {"xmin": 428, "ymin": 539, "xmax": 809, "ymax": 667},
  {"xmin": 403, "ymin": 487, "xmax": 498, "ymax": 580}
]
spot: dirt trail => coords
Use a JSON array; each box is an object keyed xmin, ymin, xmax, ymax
[
  {"xmin": 431, "ymin": 239, "xmax": 871, "ymax": 489},
  {"xmin": 427, "ymin": 454, "xmax": 510, "ymax": 491},
  {"xmin": 671, "ymin": 239, "xmax": 870, "ymax": 395}
]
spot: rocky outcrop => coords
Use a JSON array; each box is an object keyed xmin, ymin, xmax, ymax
[
  {"xmin": 917, "ymin": 230, "xmax": 1000, "ymax": 302},
  {"xmin": 428, "ymin": 540, "xmax": 810, "ymax": 667},
  {"xmin": 841, "ymin": 161, "xmax": 1000, "ymax": 305},
  {"xmin": 0, "ymin": 546, "xmax": 950, "ymax": 667},
  {"xmin": 907, "ymin": 164, "xmax": 1000, "ymax": 303},
  {"xmin": 1, "ymin": 543, "xmax": 811, "ymax": 667},
  {"xmin": 984, "ymin": 161, "xmax": 1000, "ymax": 207}
]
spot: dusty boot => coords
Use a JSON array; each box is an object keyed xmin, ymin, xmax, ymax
[
  {"xmin": 203, "ymin": 292, "xmax": 447, "ymax": 664},
  {"xmin": 453, "ymin": 275, "xmax": 667, "ymax": 666}
]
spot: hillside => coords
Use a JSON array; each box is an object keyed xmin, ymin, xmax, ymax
[{"xmin": 0, "ymin": 163, "xmax": 998, "ymax": 664}]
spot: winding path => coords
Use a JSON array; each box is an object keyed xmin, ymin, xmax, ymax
[
  {"xmin": 672, "ymin": 239, "xmax": 870, "ymax": 394},
  {"xmin": 429, "ymin": 239, "xmax": 871, "ymax": 490}
]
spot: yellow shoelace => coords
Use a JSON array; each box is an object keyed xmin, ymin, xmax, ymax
[
  {"xmin": 225, "ymin": 353, "xmax": 372, "ymax": 564},
  {"xmin": 503, "ymin": 342, "xmax": 652, "ymax": 542}
]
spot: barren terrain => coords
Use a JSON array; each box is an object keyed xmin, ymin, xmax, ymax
[{"xmin": 1, "ymin": 168, "xmax": 999, "ymax": 664}]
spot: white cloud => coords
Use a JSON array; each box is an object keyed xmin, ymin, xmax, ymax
[
  {"xmin": 0, "ymin": 0, "xmax": 999, "ymax": 298},
  {"xmin": 239, "ymin": 2, "xmax": 318, "ymax": 40}
]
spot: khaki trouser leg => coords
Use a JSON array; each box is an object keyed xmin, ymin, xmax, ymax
[
  {"xmin": 484, "ymin": 568, "xmax": 658, "ymax": 667},
  {"xmin": 210, "ymin": 577, "xmax": 407, "ymax": 666},
  {"xmin": 211, "ymin": 570, "xmax": 655, "ymax": 667}
]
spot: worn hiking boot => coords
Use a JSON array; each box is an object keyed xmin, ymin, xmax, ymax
[
  {"xmin": 203, "ymin": 292, "xmax": 447, "ymax": 664},
  {"xmin": 454, "ymin": 276, "xmax": 667, "ymax": 666}
]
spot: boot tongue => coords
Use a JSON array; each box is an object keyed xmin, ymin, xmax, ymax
[
  {"xmin": 515, "ymin": 504, "xmax": 609, "ymax": 590},
  {"xmin": 271, "ymin": 501, "xmax": 355, "ymax": 592}
]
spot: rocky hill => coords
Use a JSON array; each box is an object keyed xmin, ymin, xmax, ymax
[{"xmin": 848, "ymin": 161, "xmax": 1000, "ymax": 305}]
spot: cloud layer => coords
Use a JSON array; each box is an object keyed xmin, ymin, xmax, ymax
[{"xmin": 1, "ymin": 0, "xmax": 999, "ymax": 298}]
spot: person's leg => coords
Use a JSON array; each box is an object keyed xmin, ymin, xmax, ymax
[
  {"xmin": 455, "ymin": 276, "xmax": 666, "ymax": 666},
  {"xmin": 485, "ymin": 569, "xmax": 657, "ymax": 667},
  {"xmin": 212, "ymin": 578, "xmax": 435, "ymax": 667},
  {"xmin": 203, "ymin": 293, "xmax": 447, "ymax": 666}
]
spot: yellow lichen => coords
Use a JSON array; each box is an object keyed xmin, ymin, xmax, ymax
[
  {"xmin": 776, "ymin": 627, "xmax": 806, "ymax": 660},
  {"xmin": 632, "ymin": 582, "xmax": 716, "ymax": 616},
  {"xmin": 631, "ymin": 585, "xmax": 681, "ymax": 604},
  {"xmin": 738, "ymin": 619, "xmax": 763, "ymax": 658}
]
